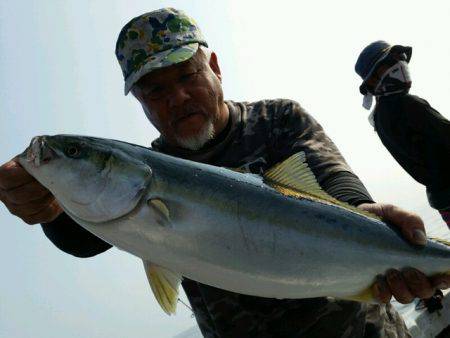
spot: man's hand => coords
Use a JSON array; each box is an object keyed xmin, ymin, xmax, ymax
[
  {"xmin": 0, "ymin": 158, "xmax": 62, "ymax": 224},
  {"xmin": 358, "ymin": 202, "xmax": 450, "ymax": 304}
]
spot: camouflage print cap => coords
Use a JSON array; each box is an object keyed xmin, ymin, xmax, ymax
[{"xmin": 115, "ymin": 8, "xmax": 208, "ymax": 95}]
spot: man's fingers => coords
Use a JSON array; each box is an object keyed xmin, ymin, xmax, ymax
[
  {"xmin": 0, "ymin": 158, "xmax": 61, "ymax": 224},
  {"xmin": 357, "ymin": 203, "xmax": 427, "ymax": 245},
  {"xmin": 21, "ymin": 201, "xmax": 62, "ymax": 225},
  {"xmin": 0, "ymin": 159, "xmax": 34, "ymax": 190},
  {"xmin": 401, "ymin": 268, "xmax": 434, "ymax": 299},
  {"xmin": 430, "ymin": 274, "xmax": 450, "ymax": 291},
  {"xmin": 385, "ymin": 269, "xmax": 415, "ymax": 304},
  {"xmin": 381, "ymin": 204, "xmax": 427, "ymax": 246},
  {"xmin": 2, "ymin": 180, "xmax": 51, "ymax": 204},
  {"xmin": 372, "ymin": 275, "xmax": 392, "ymax": 304},
  {"xmin": 5, "ymin": 194, "xmax": 55, "ymax": 217},
  {"xmin": 376, "ymin": 268, "xmax": 447, "ymax": 305}
]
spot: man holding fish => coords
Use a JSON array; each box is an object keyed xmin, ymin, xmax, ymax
[{"xmin": 0, "ymin": 8, "xmax": 449, "ymax": 338}]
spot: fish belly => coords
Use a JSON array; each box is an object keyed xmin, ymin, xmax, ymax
[{"xmin": 77, "ymin": 197, "xmax": 434, "ymax": 300}]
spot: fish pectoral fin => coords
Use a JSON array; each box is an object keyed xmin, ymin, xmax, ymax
[
  {"xmin": 263, "ymin": 151, "xmax": 379, "ymax": 220},
  {"xmin": 147, "ymin": 198, "xmax": 171, "ymax": 227},
  {"xmin": 341, "ymin": 285, "xmax": 376, "ymax": 303},
  {"xmin": 142, "ymin": 260, "xmax": 182, "ymax": 315}
]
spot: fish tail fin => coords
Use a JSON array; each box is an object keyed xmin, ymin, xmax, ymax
[
  {"xmin": 429, "ymin": 236, "xmax": 450, "ymax": 274},
  {"xmin": 433, "ymin": 237, "xmax": 450, "ymax": 276},
  {"xmin": 428, "ymin": 236, "xmax": 450, "ymax": 247},
  {"xmin": 342, "ymin": 285, "xmax": 376, "ymax": 303}
]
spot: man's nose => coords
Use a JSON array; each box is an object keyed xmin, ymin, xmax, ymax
[{"xmin": 167, "ymin": 84, "xmax": 190, "ymax": 109}]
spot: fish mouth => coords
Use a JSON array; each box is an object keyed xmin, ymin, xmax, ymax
[{"xmin": 21, "ymin": 136, "xmax": 57, "ymax": 168}]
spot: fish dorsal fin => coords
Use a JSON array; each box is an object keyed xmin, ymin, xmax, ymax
[
  {"xmin": 142, "ymin": 260, "xmax": 182, "ymax": 315},
  {"xmin": 263, "ymin": 152, "xmax": 380, "ymax": 220},
  {"xmin": 264, "ymin": 152, "xmax": 328, "ymax": 199}
]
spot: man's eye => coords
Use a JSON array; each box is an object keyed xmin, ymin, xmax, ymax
[
  {"xmin": 143, "ymin": 86, "xmax": 164, "ymax": 99},
  {"xmin": 180, "ymin": 71, "xmax": 199, "ymax": 82}
]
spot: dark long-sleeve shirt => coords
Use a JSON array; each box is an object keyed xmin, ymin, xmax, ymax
[{"xmin": 374, "ymin": 94, "xmax": 450, "ymax": 209}]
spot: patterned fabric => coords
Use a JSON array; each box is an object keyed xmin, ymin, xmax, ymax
[
  {"xmin": 152, "ymin": 100, "xmax": 356, "ymax": 182},
  {"xmin": 152, "ymin": 99, "xmax": 411, "ymax": 338},
  {"xmin": 115, "ymin": 8, "xmax": 208, "ymax": 95}
]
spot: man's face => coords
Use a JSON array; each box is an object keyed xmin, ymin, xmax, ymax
[{"xmin": 131, "ymin": 49, "xmax": 225, "ymax": 150}]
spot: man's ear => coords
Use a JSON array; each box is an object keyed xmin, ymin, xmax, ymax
[{"xmin": 209, "ymin": 52, "xmax": 222, "ymax": 82}]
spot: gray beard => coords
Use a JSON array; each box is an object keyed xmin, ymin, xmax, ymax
[
  {"xmin": 142, "ymin": 105, "xmax": 215, "ymax": 151},
  {"xmin": 174, "ymin": 120, "xmax": 215, "ymax": 151}
]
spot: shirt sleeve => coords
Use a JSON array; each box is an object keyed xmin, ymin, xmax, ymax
[
  {"xmin": 41, "ymin": 212, "xmax": 112, "ymax": 258},
  {"xmin": 269, "ymin": 99, "xmax": 374, "ymax": 207}
]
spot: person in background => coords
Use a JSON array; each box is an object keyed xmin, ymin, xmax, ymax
[
  {"xmin": 1, "ymin": 10, "xmax": 450, "ymax": 338},
  {"xmin": 355, "ymin": 40, "xmax": 450, "ymax": 229}
]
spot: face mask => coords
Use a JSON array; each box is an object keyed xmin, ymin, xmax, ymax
[
  {"xmin": 373, "ymin": 60, "xmax": 411, "ymax": 96},
  {"xmin": 362, "ymin": 60, "xmax": 412, "ymax": 111}
]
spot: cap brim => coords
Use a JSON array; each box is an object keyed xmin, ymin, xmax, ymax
[{"xmin": 124, "ymin": 42, "xmax": 200, "ymax": 95}]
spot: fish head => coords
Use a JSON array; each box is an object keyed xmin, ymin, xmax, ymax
[{"xmin": 18, "ymin": 135, "xmax": 153, "ymax": 223}]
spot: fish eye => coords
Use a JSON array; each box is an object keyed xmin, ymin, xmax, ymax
[{"xmin": 65, "ymin": 145, "xmax": 81, "ymax": 158}]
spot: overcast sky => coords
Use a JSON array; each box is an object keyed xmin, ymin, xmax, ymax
[{"xmin": 1, "ymin": 1, "xmax": 449, "ymax": 337}]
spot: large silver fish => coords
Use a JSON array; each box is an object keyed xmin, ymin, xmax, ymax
[{"xmin": 18, "ymin": 135, "xmax": 450, "ymax": 314}]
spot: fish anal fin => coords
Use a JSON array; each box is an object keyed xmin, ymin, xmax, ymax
[
  {"xmin": 264, "ymin": 152, "xmax": 380, "ymax": 220},
  {"xmin": 142, "ymin": 260, "xmax": 182, "ymax": 315}
]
